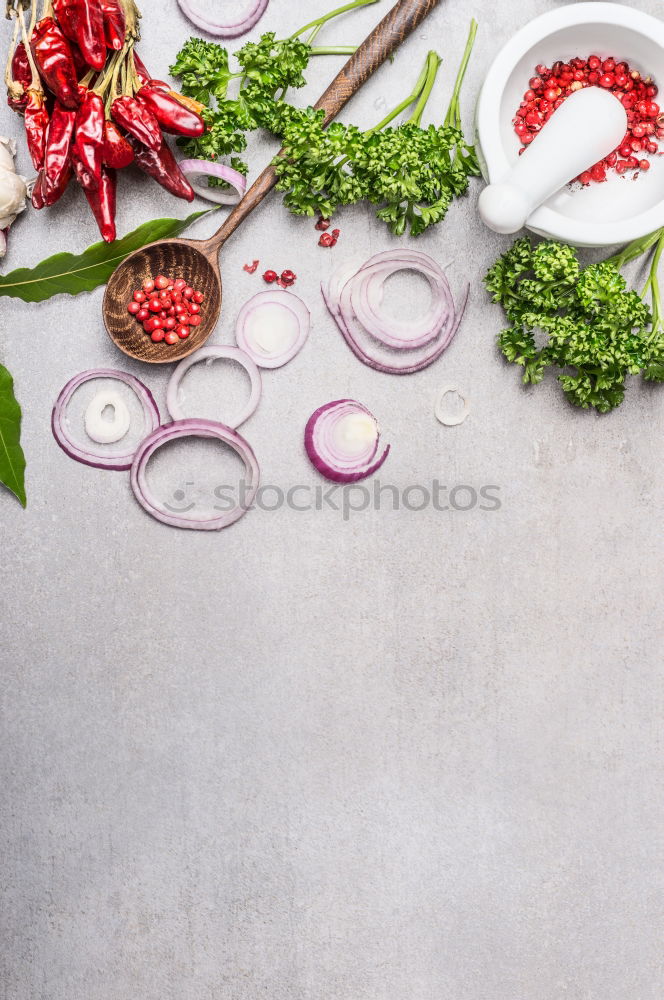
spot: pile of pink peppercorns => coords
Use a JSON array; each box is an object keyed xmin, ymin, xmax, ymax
[
  {"xmin": 513, "ymin": 55, "xmax": 662, "ymax": 183},
  {"xmin": 127, "ymin": 275, "xmax": 205, "ymax": 346}
]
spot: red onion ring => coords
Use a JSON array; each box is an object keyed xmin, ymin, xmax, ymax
[
  {"xmin": 178, "ymin": 159, "xmax": 247, "ymax": 205},
  {"xmin": 131, "ymin": 419, "xmax": 260, "ymax": 531},
  {"xmin": 167, "ymin": 345, "xmax": 262, "ymax": 429},
  {"xmin": 322, "ymin": 251, "xmax": 469, "ymax": 375},
  {"xmin": 52, "ymin": 369, "xmax": 160, "ymax": 470},
  {"xmin": 176, "ymin": 0, "xmax": 269, "ymax": 38},
  {"xmin": 235, "ymin": 289, "xmax": 310, "ymax": 369},
  {"xmin": 305, "ymin": 400, "xmax": 390, "ymax": 484}
]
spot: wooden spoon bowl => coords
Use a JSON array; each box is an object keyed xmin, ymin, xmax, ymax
[
  {"xmin": 102, "ymin": 0, "xmax": 441, "ymax": 365},
  {"xmin": 103, "ymin": 239, "xmax": 221, "ymax": 364}
]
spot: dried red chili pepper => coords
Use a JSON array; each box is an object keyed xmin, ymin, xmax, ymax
[
  {"xmin": 82, "ymin": 165, "xmax": 117, "ymax": 242},
  {"xmin": 24, "ymin": 89, "xmax": 50, "ymax": 170},
  {"xmin": 30, "ymin": 18, "xmax": 80, "ymax": 110},
  {"xmin": 111, "ymin": 96, "xmax": 162, "ymax": 150},
  {"xmin": 43, "ymin": 103, "xmax": 77, "ymax": 205},
  {"xmin": 31, "ymin": 169, "xmax": 46, "ymax": 210},
  {"xmin": 128, "ymin": 137, "xmax": 195, "ymax": 202},
  {"xmin": 7, "ymin": 42, "xmax": 31, "ymax": 111},
  {"xmin": 143, "ymin": 78, "xmax": 206, "ymax": 118},
  {"xmin": 72, "ymin": 89, "xmax": 105, "ymax": 189},
  {"xmin": 137, "ymin": 84, "xmax": 205, "ymax": 138},
  {"xmin": 53, "ymin": 0, "xmax": 106, "ymax": 72},
  {"xmin": 100, "ymin": 0, "xmax": 126, "ymax": 50},
  {"xmin": 133, "ymin": 51, "xmax": 151, "ymax": 87},
  {"xmin": 102, "ymin": 120, "xmax": 134, "ymax": 168}
]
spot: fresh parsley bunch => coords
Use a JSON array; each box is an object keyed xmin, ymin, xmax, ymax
[
  {"xmin": 272, "ymin": 26, "xmax": 480, "ymax": 236},
  {"xmin": 170, "ymin": 5, "xmax": 480, "ymax": 236},
  {"xmin": 170, "ymin": 1, "xmax": 374, "ymax": 173},
  {"xmin": 486, "ymin": 234, "xmax": 664, "ymax": 413}
]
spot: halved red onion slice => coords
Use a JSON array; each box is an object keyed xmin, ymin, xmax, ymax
[
  {"xmin": 131, "ymin": 419, "xmax": 260, "ymax": 531},
  {"xmin": 322, "ymin": 250, "xmax": 469, "ymax": 374},
  {"xmin": 52, "ymin": 369, "xmax": 160, "ymax": 470},
  {"xmin": 235, "ymin": 289, "xmax": 310, "ymax": 369},
  {"xmin": 176, "ymin": 0, "xmax": 268, "ymax": 37},
  {"xmin": 166, "ymin": 345, "xmax": 262, "ymax": 428},
  {"xmin": 305, "ymin": 400, "xmax": 390, "ymax": 484},
  {"xmin": 178, "ymin": 159, "xmax": 247, "ymax": 205}
]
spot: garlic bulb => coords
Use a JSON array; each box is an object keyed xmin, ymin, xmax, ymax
[{"xmin": 0, "ymin": 136, "xmax": 28, "ymax": 258}]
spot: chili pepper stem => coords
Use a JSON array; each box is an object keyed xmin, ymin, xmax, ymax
[
  {"xmin": 17, "ymin": 3, "xmax": 42, "ymax": 92},
  {"xmin": 4, "ymin": 14, "xmax": 20, "ymax": 93}
]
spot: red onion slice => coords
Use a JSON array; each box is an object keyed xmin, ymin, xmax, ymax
[
  {"xmin": 176, "ymin": 0, "xmax": 268, "ymax": 38},
  {"xmin": 166, "ymin": 345, "xmax": 262, "ymax": 429},
  {"xmin": 131, "ymin": 419, "xmax": 260, "ymax": 531},
  {"xmin": 235, "ymin": 289, "xmax": 310, "ymax": 369},
  {"xmin": 322, "ymin": 251, "xmax": 469, "ymax": 375},
  {"xmin": 305, "ymin": 400, "xmax": 390, "ymax": 484},
  {"xmin": 52, "ymin": 369, "xmax": 160, "ymax": 470},
  {"xmin": 435, "ymin": 385, "xmax": 470, "ymax": 426},
  {"xmin": 178, "ymin": 159, "xmax": 247, "ymax": 205}
]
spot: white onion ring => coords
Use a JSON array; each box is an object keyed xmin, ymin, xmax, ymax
[
  {"xmin": 235, "ymin": 289, "xmax": 310, "ymax": 369},
  {"xmin": 304, "ymin": 400, "xmax": 390, "ymax": 484},
  {"xmin": 166, "ymin": 345, "xmax": 262, "ymax": 429},
  {"xmin": 52, "ymin": 369, "xmax": 160, "ymax": 470},
  {"xmin": 131, "ymin": 419, "xmax": 260, "ymax": 531},
  {"xmin": 435, "ymin": 385, "xmax": 470, "ymax": 426},
  {"xmin": 322, "ymin": 250, "xmax": 469, "ymax": 375},
  {"xmin": 176, "ymin": 0, "xmax": 268, "ymax": 38},
  {"xmin": 85, "ymin": 390, "xmax": 131, "ymax": 444},
  {"xmin": 178, "ymin": 159, "xmax": 247, "ymax": 205}
]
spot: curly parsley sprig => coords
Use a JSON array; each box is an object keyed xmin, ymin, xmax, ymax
[{"xmin": 485, "ymin": 232, "xmax": 664, "ymax": 413}]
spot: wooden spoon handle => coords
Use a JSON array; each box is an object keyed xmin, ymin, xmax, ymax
[{"xmin": 205, "ymin": 0, "xmax": 442, "ymax": 257}]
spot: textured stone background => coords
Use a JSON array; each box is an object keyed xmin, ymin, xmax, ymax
[{"xmin": 1, "ymin": 1, "xmax": 663, "ymax": 997}]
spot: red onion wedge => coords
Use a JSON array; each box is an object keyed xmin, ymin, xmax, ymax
[
  {"xmin": 322, "ymin": 250, "xmax": 469, "ymax": 374},
  {"xmin": 131, "ymin": 419, "xmax": 260, "ymax": 531},
  {"xmin": 178, "ymin": 159, "xmax": 247, "ymax": 205},
  {"xmin": 305, "ymin": 400, "xmax": 390, "ymax": 484},
  {"xmin": 176, "ymin": 0, "xmax": 268, "ymax": 38},
  {"xmin": 167, "ymin": 345, "xmax": 262, "ymax": 429},
  {"xmin": 235, "ymin": 289, "xmax": 310, "ymax": 369},
  {"xmin": 52, "ymin": 369, "xmax": 160, "ymax": 470}
]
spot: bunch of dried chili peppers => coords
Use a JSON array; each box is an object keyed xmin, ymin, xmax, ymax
[{"xmin": 4, "ymin": 0, "xmax": 205, "ymax": 241}]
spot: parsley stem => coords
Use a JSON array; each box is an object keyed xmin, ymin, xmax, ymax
[
  {"xmin": 310, "ymin": 46, "xmax": 357, "ymax": 55},
  {"xmin": 444, "ymin": 18, "xmax": 478, "ymax": 129},
  {"xmin": 292, "ymin": 0, "xmax": 380, "ymax": 40},
  {"xmin": 366, "ymin": 51, "xmax": 433, "ymax": 136},
  {"xmin": 409, "ymin": 52, "xmax": 442, "ymax": 127}
]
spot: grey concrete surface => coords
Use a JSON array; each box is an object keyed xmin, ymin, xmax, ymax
[{"xmin": 1, "ymin": 1, "xmax": 663, "ymax": 997}]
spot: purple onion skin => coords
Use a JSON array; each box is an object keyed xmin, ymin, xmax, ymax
[
  {"xmin": 304, "ymin": 401, "xmax": 391, "ymax": 484},
  {"xmin": 176, "ymin": 0, "xmax": 268, "ymax": 37},
  {"xmin": 51, "ymin": 369, "xmax": 160, "ymax": 471}
]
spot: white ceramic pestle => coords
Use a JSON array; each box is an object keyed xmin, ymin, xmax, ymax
[{"xmin": 478, "ymin": 86, "xmax": 628, "ymax": 235}]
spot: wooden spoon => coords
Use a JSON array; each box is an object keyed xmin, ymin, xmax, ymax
[{"xmin": 103, "ymin": 0, "xmax": 442, "ymax": 363}]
